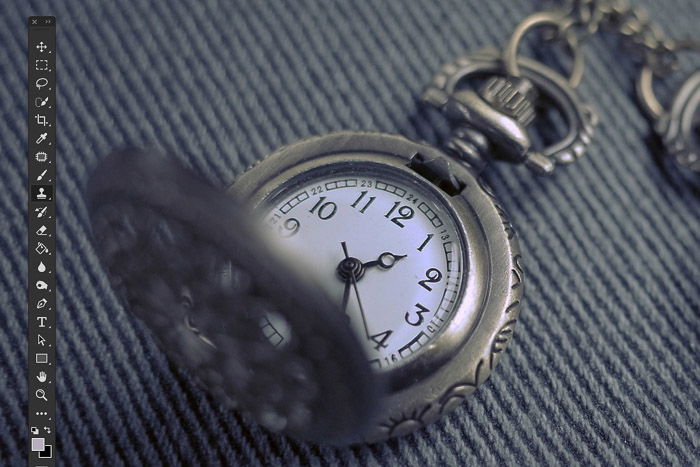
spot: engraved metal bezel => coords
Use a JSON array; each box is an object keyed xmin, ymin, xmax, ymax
[{"xmin": 229, "ymin": 131, "xmax": 523, "ymax": 442}]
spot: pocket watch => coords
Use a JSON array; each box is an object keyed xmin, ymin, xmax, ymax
[
  {"xmin": 87, "ymin": 1, "xmax": 699, "ymax": 445},
  {"xmin": 228, "ymin": 131, "xmax": 524, "ymax": 441}
]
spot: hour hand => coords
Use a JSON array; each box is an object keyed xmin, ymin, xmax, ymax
[{"xmin": 362, "ymin": 252, "xmax": 406, "ymax": 270}]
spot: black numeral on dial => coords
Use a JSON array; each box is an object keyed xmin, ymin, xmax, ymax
[
  {"xmin": 279, "ymin": 217, "xmax": 300, "ymax": 237},
  {"xmin": 385, "ymin": 202, "xmax": 414, "ymax": 228},
  {"xmin": 417, "ymin": 233, "xmax": 433, "ymax": 251},
  {"xmin": 405, "ymin": 303, "xmax": 430, "ymax": 326},
  {"xmin": 418, "ymin": 268, "xmax": 442, "ymax": 291},
  {"xmin": 370, "ymin": 330, "xmax": 393, "ymax": 350},
  {"xmin": 351, "ymin": 191, "xmax": 376, "ymax": 213},
  {"xmin": 309, "ymin": 196, "xmax": 337, "ymax": 220}
]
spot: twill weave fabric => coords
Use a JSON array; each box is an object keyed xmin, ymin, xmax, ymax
[{"xmin": 1, "ymin": 0, "xmax": 699, "ymax": 465}]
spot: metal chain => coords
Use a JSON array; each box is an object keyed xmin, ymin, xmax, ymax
[{"xmin": 559, "ymin": 0, "xmax": 678, "ymax": 74}]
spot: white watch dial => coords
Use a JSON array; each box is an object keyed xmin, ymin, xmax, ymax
[{"xmin": 261, "ymin": 167, "xmax": 465, "ymax": 371}]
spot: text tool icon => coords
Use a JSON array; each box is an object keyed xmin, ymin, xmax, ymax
[
  {"xmin": 37, "ymin": 298, "xmax": 47, "ymax": 308},
  {"xmin": 35, "ymin": 77, "xmax": 48, "ymax": 90},
  {"xmin": 35, "ymin": 353, "xmax": 48, "ymax": 364},
  {"xmin": 35, "ymin": 133, "xmax": 48, "ymax": 144},
  {"xmin": 35, "ymin": 206, "xmax": 47, "ymax": 218},
  {"xmin": 36, "ymin": 389, "xmax": 48, "ymax": 401},
  {"xmin": 35, "ymin": 242, "xmax": 49, "ymax": 255}
]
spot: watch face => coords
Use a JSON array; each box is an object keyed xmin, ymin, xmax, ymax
[{"xmin": 260, "ymin": 164, "xmax": 465, "ymax": 371}]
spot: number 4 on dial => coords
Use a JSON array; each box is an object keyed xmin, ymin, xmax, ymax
[{"xmin": 370, "ymin": 330, "xmax": 393, "ymax": 350}]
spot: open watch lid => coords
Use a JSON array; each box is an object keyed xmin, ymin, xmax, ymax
[{"xmin": 86, "ymin": 150, "xmax": 380, "ymax": 445}]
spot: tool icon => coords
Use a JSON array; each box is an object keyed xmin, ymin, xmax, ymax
[
  {"xmin": 36, "ymin": 41, "xmax": 47, "ymax": 52},
  {"xmin": 32, "ymin": 185, "xmax": 52, "ymax": 201},
  {"xmin": 36, "ymin": 133, "xmax": 48, "ymax": 144},
  {"xmin": 35, "ymin": 242, "xmax": 49, "ymax": 254},
  {"xmin": 31, "ymin": 427, "xmax": 40, "ymax": 435},
  {"xmin": 38, "ymin": 261, "xmax": 47, "ymax": 273},
  {"xmin": 37, "ymin": 169, "xmax": 48, "ymax": 181},
  {"xmin": 35, "ymin": 206, "xmax": 47, "ymax": 218},
  {"xmin": 38, "ymin": 445, "xmax": 53, "ymax": 459},
  {"xmin": 36, "ymin": 389, "xmax": 48, "ymax": 401},
  {"xmin": 36, "ymin": 353, "xmax": 48, "ymax": 364},
  {"xmin": 35, "ymin": 151, "xmax": 48, "ymax": 162},
  {"xmin": 35, "ymin": 96, "xmax": 49, "ymax": 108},
  {"xmin": 35, "ymin": 77, "xmax": 48, "ymax": 90},
  {"xmin": 35, "ymin": 115, "xmax": 50, "ymax": 126},
  {"xmin": 35, "ymin": 59, "xmax": 50, "ymax": 71},
  {"xmin": 31, "ymin": 436, "xmax": 45, "ymax": 451},
  {"xmin": 31, "ymin": 438, "xmax": 54, "ymax": 460},
  {"xmin": 37, "ymin": 371, "xmax": 47, "ymax": 382},
  {"xmin": 37, "ymin": 298, "xmax": 47, "ymax": 308},
  {"xmin": 37, "ymin": 335, "xmax": 46, "ymax": 346},
  {"xmin": 36, "ymin": 280, "xmax": 48, "ymax": 290}
]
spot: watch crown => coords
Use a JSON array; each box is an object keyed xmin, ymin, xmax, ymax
[{"xmin": 479, "ymin": 76, "xmax": 537, "ymax": 127}]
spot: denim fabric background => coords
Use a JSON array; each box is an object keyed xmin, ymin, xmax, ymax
[{"xmin": 2, "ymin": 0, "xmax": 699, "ymax": 465}]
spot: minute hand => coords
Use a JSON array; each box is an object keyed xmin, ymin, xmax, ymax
[{"xmin": 341, "ymin": 242, "xmax": 371, "ymax": 340}]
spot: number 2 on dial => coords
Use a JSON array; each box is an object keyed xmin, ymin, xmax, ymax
[{"xmin": 418, "ymin": 268, "xmax": 442, "ymax": 291}]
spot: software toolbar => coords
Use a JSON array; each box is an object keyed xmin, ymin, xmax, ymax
[{"xmin": 28, "ymin": 16, "xmax": 56, "ymax": 467}]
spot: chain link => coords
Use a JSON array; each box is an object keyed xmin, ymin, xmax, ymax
[{"xmin": 559, "ymin": 0, "xmax": 678, "ymax": 74}]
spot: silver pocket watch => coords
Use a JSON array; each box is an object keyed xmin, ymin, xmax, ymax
[
  {"xmin": 229, "ymin": 131, "xmax": 524, "ymax": 441},
  {"xmin": 88, "ymin": 1, "xmax": 700, "ymax": 445}
]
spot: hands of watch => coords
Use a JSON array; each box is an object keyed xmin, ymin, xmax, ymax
[
  {"xmin": 340, "ymin": 281, "xmax": 352, "ymax": 319},
  {"xmin": 361, "ymin": 252, "xmax": 407, "ymax": 270},
  {"xmin": 340, "ymin": 241, "xmax": 371, "ymax": 340},
  {"xmin": 337, "ymin": 243, "xmax": 407, "ymax": 342}
]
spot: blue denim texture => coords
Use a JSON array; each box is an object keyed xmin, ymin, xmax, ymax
[{"xmin": 2, "ymin": 0, "xmax": 699, "ymax": 465}]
